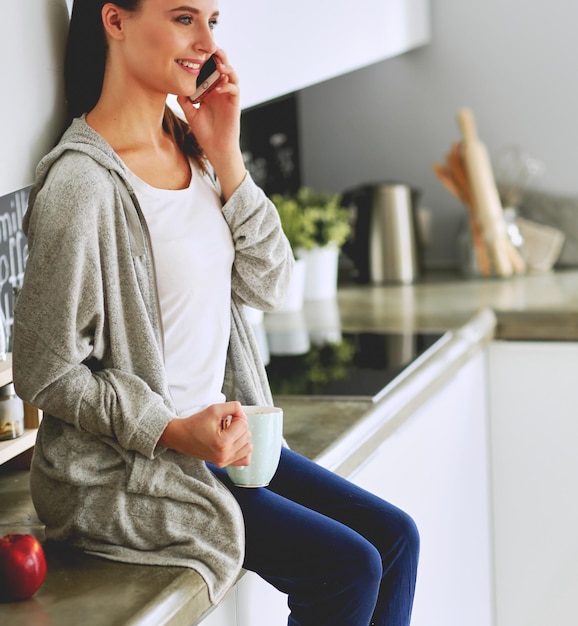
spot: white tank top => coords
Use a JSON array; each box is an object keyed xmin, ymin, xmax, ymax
[{"xmin": 124, "ymin": 163, "xmax": 234, "ymax": 416}]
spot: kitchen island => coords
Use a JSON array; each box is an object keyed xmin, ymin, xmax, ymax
[{"xmin": 2, "ymin": 269, "xmax": 577, "ymax": 626}]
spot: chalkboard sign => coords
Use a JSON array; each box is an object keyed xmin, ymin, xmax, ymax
[{"xmin": 0, "ymin": 187, "xmax": 30, "ymax": 348}]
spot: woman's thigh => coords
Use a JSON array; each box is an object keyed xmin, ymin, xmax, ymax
[
  {"xmin": 209, "ymin": 448, "xmax": 418, "ymax": 601},
  {"xmin": 268, "ymin": 449, "xmax": 420, "ymax": 626},
  {"xmin": 210, "ymin": 450, "xmax": 385, "ymax": 625},
  {"xmin": 267, "ymin": 447, "xmax": 418, "ymax": 555}
]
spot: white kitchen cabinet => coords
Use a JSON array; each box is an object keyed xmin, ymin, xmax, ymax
[
  {"xmin": 236, "ymin": 571, "xmax": 289, "ymax": 626},
  {"xmin": 349, "ymin": 350, "xmax": 493, "ymax": 626},
  {"xmin": 195, "ymin": 586, "xmax": 237, "ymax": 626},
  {"xmin": 487, "ymin": 341, "xmax": 578, "ymax": 626},
  {"xmin": 197, "ymin": 572, "xmax": 289, "ymax": 626},
  {"xmin": 216, "ymin": 0, "xmax": 431, "ymax": 110}
]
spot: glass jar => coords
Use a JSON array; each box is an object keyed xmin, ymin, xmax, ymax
[
  {"xmin": 0, "ymin": 383, "xmax": 25, "ymax": 440},
  {"xmin": 457, "ymin": 208, "xmax": 526, "ymax": 278}
]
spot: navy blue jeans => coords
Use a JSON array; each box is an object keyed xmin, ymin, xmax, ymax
[{"xmin": 210, "ymin": 447, "xmax": 419, "ymax": 626}]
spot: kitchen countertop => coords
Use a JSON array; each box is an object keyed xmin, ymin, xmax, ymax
[
  {"xmin": 2, "ymin": 269, "xmax": 578, "ymax": 625},
  {"xmin": 281, "ymin": 305, "xmax": 495, "ymax": 470},
  {"xmin": 336, "ymin": 269, "xmax": 578, "ymax": 338},
  {"xmin": 285, "ymin": 268, "xmax": 578, "ymax": 462}
]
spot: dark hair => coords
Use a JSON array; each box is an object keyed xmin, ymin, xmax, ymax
[{"xmin": 65, "ymin": 0, "xmax": 205, "ymax": 168}]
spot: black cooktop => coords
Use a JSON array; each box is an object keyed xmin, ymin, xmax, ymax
[{"xmin": 265, "ymin": 331, "xmax": 449, "ymax": 402}]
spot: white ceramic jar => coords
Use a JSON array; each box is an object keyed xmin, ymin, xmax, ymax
[{"xmin": 0, "ymin": 383, "xmax": 24, "ymax": 440}]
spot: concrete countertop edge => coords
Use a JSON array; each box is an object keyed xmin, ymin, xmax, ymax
[
  {"xmin": 315, "ymin": 307, "xmax": 497, "ymax": 477},
  {"xmin": 126, "ymin": 569, "xmax": 211, "ymax": 626}
]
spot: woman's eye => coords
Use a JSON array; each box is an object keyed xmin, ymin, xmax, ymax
[{"xmin": 175, "ymin": 15, "xmax": 217, "ymax": 29}]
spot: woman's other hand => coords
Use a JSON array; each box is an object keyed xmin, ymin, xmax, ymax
[
  {"xmin": 159, "ymin": 401, "xmax": 252, "ymax": 467},
  {"xmin": 177, "ymin": 49, "xmax": 246, "ymax": 201}
]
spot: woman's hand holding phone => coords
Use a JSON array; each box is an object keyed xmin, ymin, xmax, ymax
[
  {"xmin": 177, "ymin": 49, "xmax": 246, "ymax": 200},
  {"xmin": 188, "ymin": 53, "xmax": 224, "ymax": 104}
]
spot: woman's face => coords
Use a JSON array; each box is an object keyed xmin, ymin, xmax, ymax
[{"xmin": 112, "ymin": 0, "xmax": 220, "ymax": 97}]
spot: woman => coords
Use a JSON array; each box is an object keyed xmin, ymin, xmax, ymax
[{"xmin": 13, "ymin": 1, "xmax": 419, "ymax": 624}]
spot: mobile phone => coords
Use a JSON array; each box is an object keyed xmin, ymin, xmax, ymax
[{"xmin": 189, "ymin": 54, "xmax": 222, "ymax": 104}]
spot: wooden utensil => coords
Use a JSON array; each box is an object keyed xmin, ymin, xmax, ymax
[
  {"xmin": 457, "ymin": 108, "xmax": 516, "ymax": 277},
  {"xmin": 446, "ymin": 142, "xmax": 472, "ymax": 208},
  {"xmin": 432, "ymin": 160, "xmax": 491, "ymax": 276},
  {"xmin": 445, "ymin": 142, "xmax": 492, "ymax": 276}
]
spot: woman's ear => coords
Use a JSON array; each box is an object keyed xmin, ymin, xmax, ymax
[{"xmin": 101, "ymin": 3, "xmax": 128, "ymax": 41}]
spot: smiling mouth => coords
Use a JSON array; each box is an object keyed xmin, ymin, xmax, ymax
[{"xmin": 176, "ymin": 60, "xmax": 201, "ymax": 70}]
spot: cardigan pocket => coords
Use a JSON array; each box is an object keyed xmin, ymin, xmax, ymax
[{"xmin": 126, "ymin": 450, "xmax": 229, "ymax": 504}]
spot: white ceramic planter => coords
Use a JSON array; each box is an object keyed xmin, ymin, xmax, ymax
[
  {"xmin": 243, "ymin": 306, "xmax": 269, "ymax": 365},
  {"xmin": 251, "ymin": 320, "xmax": 270, "ymax": 366},
  {"xmin": 274, "ymin": 257, "xmax": 306, "ymax": 312},
  {"xmin": 264, "ymin": 309, "xmax": 311, "ymax": 356},
  {"xmin": 243, "ymin": 305, "xmax": 264, "ymax": 325},
  {"xmin": 304, "ymin": 299, "xmax": 342, "ymax": 346},
  {"xmin": 298, "ymin": 243, "xmax": 339, "ymax": 301}
]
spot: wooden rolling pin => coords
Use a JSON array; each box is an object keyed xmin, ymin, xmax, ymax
[{"xmin": 457, "ymin": 108, "xmax": 525, "ymax": 277}]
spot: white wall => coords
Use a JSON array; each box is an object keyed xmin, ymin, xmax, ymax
[
  {"xmin": 0, "ymin": 0, "xmax": 69, "ymax": 197},
  {"xmin": 298, "ymin": 0, "xmax": 578, "ymax": 268}
]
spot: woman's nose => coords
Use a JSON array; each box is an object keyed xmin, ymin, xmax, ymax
[{"xmin": 194, "ymin": 24, "xmax": 217, "ymax": 55}]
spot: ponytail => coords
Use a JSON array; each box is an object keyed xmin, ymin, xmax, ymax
[
  {"xmin": 163, "ymin": 106, "xmax": 207, "ymax": 173},
  {"xmin": 65, "ymin": 0, "xmax": 109, "ymax": 124}
]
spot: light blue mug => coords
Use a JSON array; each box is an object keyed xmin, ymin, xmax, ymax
[{"xmin": 226, "ymin": 406, "xmax": 283, "ymax": 487}]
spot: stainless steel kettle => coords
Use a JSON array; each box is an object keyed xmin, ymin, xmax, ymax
[{"xmin": 342, "ymin": 182, "xmax": 422, "ymax": 284}]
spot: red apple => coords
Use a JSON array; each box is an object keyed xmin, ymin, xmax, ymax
[{"xmin": 0, "ymin": 534, "xmax": 47, "ymax": 602}]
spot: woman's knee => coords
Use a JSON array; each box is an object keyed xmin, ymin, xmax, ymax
[
  {"xmin": 399, "ymin": 509, "xmax": 420, "ymax": 558},
  {"xmin": 315, "ymin": 540, "xmax": 383, "ymax": 625},
  {"xmin": 353, "ymin": 539, "xmax": 384, "ymax": 589},
  {"xmin": 363, "ymin": 502, "xmax": 420, "ymax": 574},
  {"xmin": 385, "ymin": 507, "xmax": 420, "ymax": 575}
]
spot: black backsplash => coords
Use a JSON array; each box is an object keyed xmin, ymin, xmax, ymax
[{"xmin": 240, "ymin": 94, "xmax": 302, "ymax": 196}]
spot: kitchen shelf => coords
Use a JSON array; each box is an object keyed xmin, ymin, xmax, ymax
[
  {"xmin": 0, "ymin": 354, "xmax": 41, "ymax": 465},
  {"xmin": 0, "ymin": 429, "xmax": 37, "ymax": 465}
]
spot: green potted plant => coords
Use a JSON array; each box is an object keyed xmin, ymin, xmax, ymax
[
  {"xmin": 272, "ymin": 187, "xmax": 351, "ymax": 303},
  {"xmin": 292, "ymin": 187, "xmax": 350, "ymax": 251},
  {"xmin": 270, "ymin": 193, "xmax": 316, "ymax": 255}
]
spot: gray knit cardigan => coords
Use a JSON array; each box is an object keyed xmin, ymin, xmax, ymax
[{"xmin": 12, "ymin": 116, "xmax": 293, "ymax": 604}]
